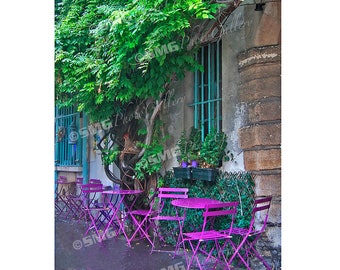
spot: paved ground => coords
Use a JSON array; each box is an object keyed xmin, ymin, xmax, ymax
[
  {"xmin": 55, "ymin": 218, "xmax": 254, "ymax": 270},
  {"xmin": 55, "ymin": 218, "xmax": 188, "ymax": 270}
]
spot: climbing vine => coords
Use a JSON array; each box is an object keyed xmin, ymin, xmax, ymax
[
  {"xmin": 55, "ymin": 0, "xmax": 224, "ymax": 122},
  {"xmin": 55, "ymin": 0, "xmax": 241, "ymax": 206}
]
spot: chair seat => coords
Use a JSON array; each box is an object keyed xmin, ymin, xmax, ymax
[
  {"xmin": 149, "ymin": 187, "xmax": 190, "ymax": 256},
  {"xmin": 183, "ymin": 230, "xmax": 232, "ymax": 241}
]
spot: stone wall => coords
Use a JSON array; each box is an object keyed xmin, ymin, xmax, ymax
[{"xmin": 238, "ymin": 44, "xmax": 281, "ymax": 269}]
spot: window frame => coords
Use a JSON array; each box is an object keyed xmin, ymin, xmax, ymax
[
  {"xmin": 191, "ymin": 40, "xmax": 222, "ymax": 141},
  {"xmin": 55, "ymin": 106, "xmax": 83, "ymax": 167}
]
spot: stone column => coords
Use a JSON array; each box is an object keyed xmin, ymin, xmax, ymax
[{"xmin": 238, "ymin": 44, "xmax": 281, "ymax": 267}]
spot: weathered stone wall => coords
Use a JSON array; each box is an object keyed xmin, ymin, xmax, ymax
[{"xmin": 238, "ymin": 44, "xmax": 281, "ymax": 269}]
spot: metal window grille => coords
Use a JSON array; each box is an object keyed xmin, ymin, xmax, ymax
[
  {"xmin": 192, "ymin": 40, "xmax": 222, "ymax": 141},
  {"xmin": 55, "ymin": 106, "xmax": 82, "ymax": 166}
]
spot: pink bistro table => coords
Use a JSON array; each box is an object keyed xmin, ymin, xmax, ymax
[
  {"xmin": 171, "ymin": 197, "xmax": 223, "ymax": 252},
  {"xmin": 171, "ymin": 198, "xmax": 222, "ymax": 209},
  {"xmin": 100, "ymin": 189, "xmax": 143, "ymax": 244}
]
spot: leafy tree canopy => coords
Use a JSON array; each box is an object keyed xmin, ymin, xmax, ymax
[{"xmin": 55, "ymin": 0, "xmax": 224, "ymax": 122}]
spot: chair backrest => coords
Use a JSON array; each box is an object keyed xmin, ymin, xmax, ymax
[
  {"xmin": 202, "ymin": 202, "xmax": 239, "ymax": 234},
  {"xmin": 249, "ymin": 196, "xmax": 272, "ymax": 234},
  {"xmin": 56, "ymin": 176, "xmax": 69, "ymax": 196},
  {"xmin": 80, "ymin": 183, "xmax": 104, "ymax": 193},
  {"xmin": 79, "ymin": 183, "xmax": 104, "ymax": 207},
  {"xmin": 57, "ymin": 175, "xmax": 67, "ymax": 184},
  {"xmin": 76, "ymin": 177, "xmax": 83, "ymax": 184},
  {"xmin": 89, "ymin": 178, "xmax": 102, "ymax": 184},
  {"xmin": 156, "ymin": 187, "xmax": 189, "ymax": 215},
  {"xmin": 158, "ymin": 187, "xmax": 189, "ymax": 199}
]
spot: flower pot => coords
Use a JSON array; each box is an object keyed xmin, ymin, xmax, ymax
[
  {"xmin": 192, "ymin": 167, "xmax": 218, "ymax": 182},
  {"xmin": 173, "ymin": 167, "xmax": 192, "ymax": 179},
  {"xmin": 190, "ymin": 160, "xmax": 199, "ymax": 168}
]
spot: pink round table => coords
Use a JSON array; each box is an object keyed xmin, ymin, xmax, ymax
[{"xmin": 171, "ymin": 197, "xmax": 222, "ymax": 209}]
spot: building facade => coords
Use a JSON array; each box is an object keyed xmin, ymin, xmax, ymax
[{"xmin": 55, "ymin": 1, "xmax": 281, "ymax": 267}]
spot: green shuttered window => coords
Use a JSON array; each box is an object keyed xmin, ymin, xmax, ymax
[
  {"xmin": 55, "ymin": 106, "xmax": 82, "ymax": 166},
  {"xmin": 192, "ymin": 40, "xmax": 222, "ymax": 141}
]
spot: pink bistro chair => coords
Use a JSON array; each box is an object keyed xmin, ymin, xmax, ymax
[
  {"xmin": 55, "ymin": 176, "xmax": 78, "ymax": 219},
  {"xmin": 228, "ymin": 196, "xmax": 272, "ymax": 270},
  {"xmin": 67, "ymin": 179, "xmax": 104, "ymax": 221},
  {"xmin": 55, "ymin": 177, "xmax": 66, "ymax": 218},
  {"xmin": 127, "ymin": 191, "xmax": 159, "ymax": 248},
  {"xmin": 81, "ymin": 183, "xmax": 111, "ymax": 243},
  {"xmin": 150, "ymin": 187, "xmax": 189, "ymax": 256},
  {"xmin": 65, "ymin": 177, "xmax": 84, "ymax": 220},
  {"xmin": 70, "ymin": 182, "xmax": 104, "ymax": 224},
  {"xmin": 182, "ymin": 202, "xmax": 239, "ymax": 270}
]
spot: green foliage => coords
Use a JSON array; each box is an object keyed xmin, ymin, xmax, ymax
[
  {"xmin": 175, "ymin": 131, "xmax": 190, "ymax": 163},
  {"xmin": 175, "ymin": 127, "xmax": 202, "ymax": 163},
  {"xmin": 100, "ymin": 138, "xmax": 120, "ymax": 166},
  {"xmin": 134, "ymin": 140, "xmax": 163, "ymax": 179},
  {"xmin": 199, "ymin": 129, "xmax": 233, "ymax": 168},
  {"xmin": 160, "ymin": 170, "xmax": 255, "ymax": 244},
  {"xmin": 55, "ymin": 0, "xmax": 225, "ymax": 122},
  {"xmin": 187, "ymin": 127, "xmax": 202, "ymax": 160},
  {"xmin": 134, "ymin": 120, "xmax": 169, "ymax": 180}
]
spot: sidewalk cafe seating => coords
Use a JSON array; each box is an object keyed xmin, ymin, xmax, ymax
[
  {"xmin": 127, "ymin": 190, "xmax": 159, "ymax": 248},
  {"xmin": 55, "ymin": 177, "xmax": 65, "ymax": 218},
  {"xmin": 55, "ymin": 176, "xmax": 78, "ymax": 219},
  {"xmin": 182, "ymin": 202, "xmax": 239, "ymax": 270},
  {"xmin": 63, "ymin": 177, "xmax": 84, "ymax": 220},
  {"xmin": 150, "ymin": 187, "xmax": 189, "ymax": 256},
  {"xmin": 81, "ymin": 183, "xmax": 111, "ymax": 243},
  {"xmin": 228, "ymin": 196, "xmax": 272, "ymax": 270},
  {"xmin": 66, "ymin": 179, "xmax": 101, "ymax": 222},
  {"xmin": 100, "ymin": 188, "xmax": 143, "ymax": 245}
]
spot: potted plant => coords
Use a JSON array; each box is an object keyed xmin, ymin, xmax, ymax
[
  {"xmin": 173, "ymin": 131, "xmax": 192, "ymax": 179},
  {"xmin": 192, "ymin": 129, "xmax": 233, "ymax": 181},
  {"xmin": 187, "ymin": 127, "xmax": 201, "ymax": 167},
  {"xmin": 173, "ymin": 128, "xmax": 202, "ymax": 179},
  {"xmin": 175, "ymin": 131, "xmax": 190, "ymax": 167}
]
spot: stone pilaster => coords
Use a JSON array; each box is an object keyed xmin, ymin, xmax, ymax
[{"xmin": 238, "ymin": 44, "xmax": 281, "ymax": 268}]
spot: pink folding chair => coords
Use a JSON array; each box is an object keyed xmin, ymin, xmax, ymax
[
  {"xmin": 127, "ymin": 191, "xmax": 159, "ymax": 248},
  {"xmin": 66, "ymin": 179, "xmax": 106, "ymax": 222},
  {"xmin": 65, "ymin": 177, "xmax": 84, "ymax": 220},
  {"xmin": 66, "ymin": 182, "xmax": 103, "ymax": 225},
  {"xmin": 81, "ymin": 183, "xmax": 111, "ymax": 243},
  {"xmin": 55, "ymin": 178, "xmax": 65, "ymax": 218},
  {"xmin": 228, "ymin": 196, "xmax": 272, "ymax": 270},
  {"xmin": 55, "ymin": 176, "xmax": 78, "ymax": 219},
  {"xmin": 150, "ymin": 187, "xmax": 189, "ymax": 256},
  {"xmin": 182, "ymin": 202, "xmax": 239, "ymax": 270}
]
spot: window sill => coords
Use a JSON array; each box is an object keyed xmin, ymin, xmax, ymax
[{"xmin": 55, "ymin": 166, "xmax": 83, "ymax": 172}]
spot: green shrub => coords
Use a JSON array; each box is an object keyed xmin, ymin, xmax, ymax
[{"xmin": 159, "ymin": 170, "xmax": 255, "ymax": 244}]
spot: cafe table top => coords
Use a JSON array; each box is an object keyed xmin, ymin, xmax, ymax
[{"xmin": 171, "ymin": 197, "xmax": 222, "ymax": 209}]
